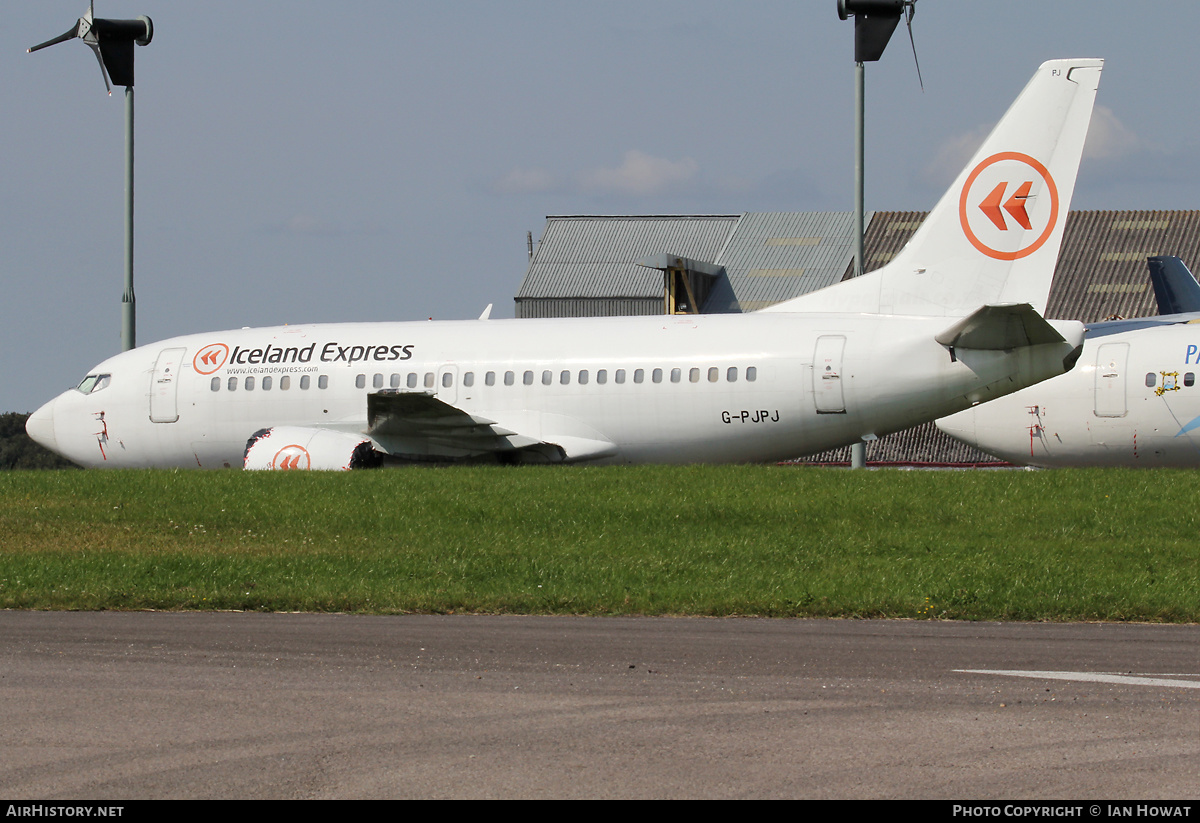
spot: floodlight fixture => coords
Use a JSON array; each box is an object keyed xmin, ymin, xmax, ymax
[{"xmin": 29, "ymin": 3, "xmax": 154, "ymax": 352}]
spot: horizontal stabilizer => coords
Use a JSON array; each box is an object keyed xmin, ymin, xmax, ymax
[{"xmin": 935, "ymin": 303, "xmax": 1065, "ymax": 351}]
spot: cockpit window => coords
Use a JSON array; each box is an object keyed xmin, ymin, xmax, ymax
[{"xmin": 76, "ymin": 374, "xmax": 112, "ymax": 394}]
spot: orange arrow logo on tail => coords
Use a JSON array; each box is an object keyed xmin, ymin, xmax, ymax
[
  {"xmin": 978, "ymin": 180, "xmax": 1033, "ymax": 231},
  {"xmin": 958, "ymin": 152, "xmax": 1059, "ymax": 261}
]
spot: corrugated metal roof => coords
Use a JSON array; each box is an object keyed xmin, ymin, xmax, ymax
[
  {"xmin": 1047, "ymin": 210, "xmax": 1200, "ymax": 322},
  {"xmin": 857, "ymin": 210, "xmax": 926, "ymax": 275},
  {"xmin": 516, "ymin": 215, "xmax": 740, "ymax": 300},
  {"xmin": 514, "ymin": 297, "xmax": 661, "ymax": 318},
  {"xmin": 859, "ymin": 210, "xmax": 1200, "ymax": 322},
  {"xmin": 795, "ymin": 422, "xmax": 1005, "ymax": 466},
  {"xmin": 705, "ymin": 212, "xmax": 864, "ymax": 312},
  {"xmin": 517, "ymin": 210, "xmax": 1200, "ymax": 318}
]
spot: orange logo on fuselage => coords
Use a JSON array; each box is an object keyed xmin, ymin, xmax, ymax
[
  {"xmin": 271, "ymin": 445, "xmax": 310, "ymax": 470},
  {"xmin": 193, "ymin": 343, "xmax": 229, "ymax": 375}
]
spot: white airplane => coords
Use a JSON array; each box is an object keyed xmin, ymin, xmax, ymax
[
  {"xmin": 26, "ymin": 58, "xmax": 1102, "ymax": 470},
  {"xmin": 937, "ymin": 256, "xmax": 1200, "ymax": 467}
]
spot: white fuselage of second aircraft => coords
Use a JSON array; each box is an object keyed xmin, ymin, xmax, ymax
[
  {"xmin": 27, "ymin": 311, "xmax": 1079, "ymax": 468},
  {"xmin": 937, "ymin": 322, "xmax": 1200, "ymax": 467}
]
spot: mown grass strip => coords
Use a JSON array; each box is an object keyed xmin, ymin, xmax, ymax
[{"xmin": 0, "ymin": 466, "xmax": 1196, "ymax": 620}]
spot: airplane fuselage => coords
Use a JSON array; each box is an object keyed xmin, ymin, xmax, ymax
[
  {"xmin": 937, "ymin": 323, "xmax": 1200, "ymax": 467},
  {"xmin": 24, "ymin": 59, "xmax": 1103, "ymax": 469},
  {"xmin": 28, "ymin": 311, "xmax": 1078, "ymax": 468}
]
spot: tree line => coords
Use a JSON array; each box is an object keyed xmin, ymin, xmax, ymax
[{"xmin": 0, "ymin": 413, "xmax": 78, "ymax": 469}]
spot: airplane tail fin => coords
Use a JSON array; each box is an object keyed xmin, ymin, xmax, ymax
[
  {"xmin": 1148, "ymin": 256, "xmax": 1200, "ymax": 315},
  {"xmin": 763, "ymin": 58, "xmax": 1102, "ymax": 318}
]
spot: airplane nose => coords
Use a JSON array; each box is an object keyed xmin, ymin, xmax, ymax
[
  {"xmin": 25, "ymin": 399, "xmax": 57, "ymax": 453},
  {"xmin": 935, "ymin": 407, "xmax": 977, "ymax": 443}
]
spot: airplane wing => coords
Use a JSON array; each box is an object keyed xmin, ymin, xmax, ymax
[{"xmin": 366, "ymin": 390, "xmax": 616, "ymax": 463}]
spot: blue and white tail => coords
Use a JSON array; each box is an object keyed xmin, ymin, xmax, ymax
[{"xmin": 764, "ymin": 58, "xmax": 1102, "ymax": 318}]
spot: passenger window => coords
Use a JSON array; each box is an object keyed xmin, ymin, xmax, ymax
[
  {"xmin": 708, "ymin": 367, "xmax": 719, "ymax": 383},
  {"xmin": 356, "ymin": 374, "xmax": 366, "ymax": 389},
  {"xmin": 579, "ymin": 370, "xmax": 589, "ymax": 385},
  {"xmin": 245, "ymin": 376, "xmax": 255, "ymax": 391},
  {"xmin": 523, "ymin": 370, "xmax": 534, "ymax": 385},
  {"xmin": 633, "ymin": 369, "xmax": 644, "ymax": 384},
  {"xmin": 318, "ymin": 375, "xmax": 328, "ymax": 390},
  {"xmin": 670, "ymin": 368, "xmax": 681, "ymax": 383},
  {"xmin": 390, "ymin": 373, "xmax": 401, "ymax": 388},
  {"xmin": 300, "ymin": 375, "xmax": 311, "ymax": 390},
  {"xmin": 1186, "ymin": 373, "xmax": 1195, "ymax": 387},
  {"xmin": 542, "ymin": 370, "xmax": 552, "ymax": 385},
  {"xmin": 373, "ymin": 373, "xmax": 384, "ymax": 389},
  {"xmin": 506, "ymin": 371, "xmax": 516, "ymax": 386},
  {"xmin": 652, "ymin": 368, "xmax": 663, "ymax": 383},
  {"xmin": 280, "ymin": 376, "xmax": 291, "ymax": 390},
  {"xmin": 597, "ymin": 369, "xmax": 607, "ymax": 385},
  {"xmin": 615, "ymin": 369, "xmax": 626, "ymax": 384},
  {"xmin": 1146, "ymin": 373, "xmax": 1156, "ymax": 387},
  {"xmin": 463, "ymin": 372, "xmax": 474, "ymax": 387},
  {"xmin": 263, "ymin": 376, "xmax": 273, "ymax": 391},
  {"xmin": 424, "ymin": 373, "xmax": 435, "ymax": 389},
  {"xmin": 442, "ymin": 372, "xmax": 453, "ymax": 388},
  {"xmin": 747, "ymin": 366, "xmax": 757, "ymax": 382},
  {"xmin": 485, "ymin": 371, "xmax": 496, "ymax": 386},
  {"xmin": 210, "ymin": 377, "xmax": 220, "ymax": 392},
  {"xmin": 727, "ymin": 367, "xmax": 738, "ymax": 382},
  {"xmin": 560, "ymin": 370, "xmax": 570, "ymax": 385},
  {"xmin": 689, "ymin": 368, "xmax": 700, "ymax": 383},
  {"xmin": 407, "ymin": 373, "xmax": 418, "ymax": 389},
  {"xmin": 227, "ymin": 376, "xmax": 237, "ymax": 391}
]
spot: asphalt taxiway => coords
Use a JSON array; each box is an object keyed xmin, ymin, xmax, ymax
[{"xmin": 2, "ymin": 613, "xmax": 1197, "ymax": 799}]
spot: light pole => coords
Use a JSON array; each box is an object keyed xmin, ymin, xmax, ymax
[
  {"xmin": 836, "ymin": 0, "xmax": 919, "ymax": 468},
  {"xmin": 29, "ymin": 3, "xmax": 153, "ymax": 353}
]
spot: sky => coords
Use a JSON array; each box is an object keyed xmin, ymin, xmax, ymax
[{"xmin": 4, "ymin": 1, "xmax": 1200, "ymax": 413}]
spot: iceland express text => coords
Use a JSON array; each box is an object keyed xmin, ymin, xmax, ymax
[{"xmin": 226, "ymin": 342, "xmax": 415, "ymax": 367}]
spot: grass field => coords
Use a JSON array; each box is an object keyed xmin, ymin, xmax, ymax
[{"xmin": 0, "ymin": 466, "xmax": 1196, "ymax": 621}]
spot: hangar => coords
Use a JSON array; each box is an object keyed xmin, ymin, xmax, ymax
[{"xmin": 515, "ymin": 210, "xmax": 1200, "ymax": 465}]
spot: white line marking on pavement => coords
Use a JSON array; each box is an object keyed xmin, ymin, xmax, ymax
[{"xmin": 955, "ymin": 670, "xmax": 1200, "ymax": 689}]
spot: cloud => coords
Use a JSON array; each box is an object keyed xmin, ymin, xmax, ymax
[
  {"xmin": 919, "ymin": 105, "xmax": 1142, "ymax": 190},
  {"xmin": 1082, "ymin": 105, "xmax": 1141, "ymax": 160},
  {"xmin": 283, "ymin": 214, "xmax": 337, "ymax": 236},
  {"xmin": 265, "ymin": 214, "xmax": 381, "ymax": 237},
  {"xmin": 488, "ymin": 150, "xmax": 701, "ymax": 198},
  {"xmin": 578, "ymin": 150, "xmax": 699, "ymax": 196},
  {"xmin": 490, "ymin": 167, "xmax": 559, "ymax": 195},
  {"xmin": 922, "ymin": 123, "xmax": 992, "ymax": 188}
]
